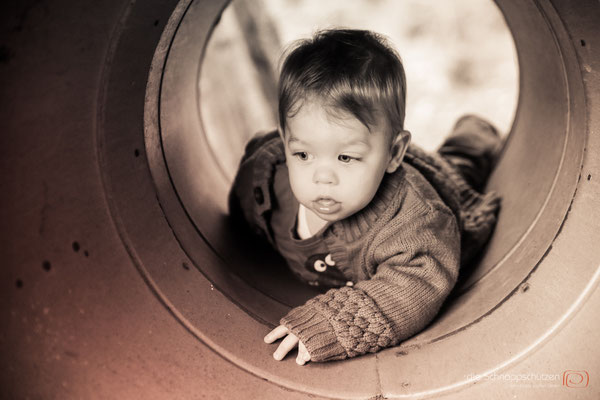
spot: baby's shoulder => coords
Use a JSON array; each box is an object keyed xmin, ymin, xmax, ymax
[
  {"xmin": 369, "ymin": 164, "xmax": 460, "ymax": 256},
  {"xmin": 367, "ymin": 164, "xmax": 457, "ymax": 250},
  {"xmin": 396, "ymin": 162, "xmax": 455, "ymax": 218},
  {"xmin": 240, "ymin": 129, "xmax": 284, "ymax": 163}
]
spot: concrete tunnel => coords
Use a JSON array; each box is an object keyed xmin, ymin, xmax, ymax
[{"xmin": 2, "ymin": 0, "xmax": 600, "ymax": 398}]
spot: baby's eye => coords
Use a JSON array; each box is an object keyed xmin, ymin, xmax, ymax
[
  {"xmin": 293, "ymin": 152, "xmax": 310, "ymax": 161},
  {"xmin": 338, "ymin": 154, "xmax": 358, "ymax": 163}
]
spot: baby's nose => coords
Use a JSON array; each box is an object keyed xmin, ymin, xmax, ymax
[{"xmin": 313, "ymin": 166, "xmax": 338, "ymax": 185}]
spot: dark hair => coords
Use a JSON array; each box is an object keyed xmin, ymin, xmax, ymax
[{"xmin": 278, "ymin": 29, "xmax": 407, "ymax": 137}]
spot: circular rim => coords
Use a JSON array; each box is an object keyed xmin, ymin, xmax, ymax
[{"xmin": 96, "ymin": 0, "xmax": 600, "ymax": 397}]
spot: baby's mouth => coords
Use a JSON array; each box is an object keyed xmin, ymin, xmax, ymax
[{"xmin": 312, "ymin": 197, "xmax": 341, "ymax": 214}]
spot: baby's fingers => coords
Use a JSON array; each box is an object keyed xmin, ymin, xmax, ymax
[
  {"xmin": 273, "ymin": 334, "xmax": 299, "ymax": 361},
  {"xmin": 264, "ymin": 325, "xmax": 289, "ymax": 344},
  {"xmin": 296, "ymin": 340, "xmax": 311, "ymax": 366}
]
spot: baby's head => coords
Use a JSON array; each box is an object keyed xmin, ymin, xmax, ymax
[{"xmin": 278, "ymin": 29, "xmax": 411, "ymax": 222}]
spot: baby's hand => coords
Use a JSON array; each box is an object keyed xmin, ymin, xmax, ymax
[{"xmin": 264, "ymin": 325, "xmax": 311, "ymax": 366}]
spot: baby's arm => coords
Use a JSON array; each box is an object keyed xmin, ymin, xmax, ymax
[{"xmin": 279, "ymin": 204, "xmax": 460, "ymax": 362}]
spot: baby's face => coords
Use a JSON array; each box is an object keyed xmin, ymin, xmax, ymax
[{"xmin": 283, "ymin": 100, "xmax": 396, "ymax": 223}]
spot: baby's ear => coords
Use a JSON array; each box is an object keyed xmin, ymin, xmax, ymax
[{"xmin": 386, "ymin": 130, "xmax": 411, "ymax": 173}]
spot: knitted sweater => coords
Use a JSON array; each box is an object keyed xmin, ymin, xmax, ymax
[{"xmin": 229, "ymin": 130, "xmax": 500, "ymax": 362}]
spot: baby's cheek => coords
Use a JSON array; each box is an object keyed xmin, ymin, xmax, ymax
[
  {"xmin": 289, "ymin": 175, "xmax": 312, "ymax": 202},
  {"xmin": 339, "ymin": 188, "xmax": 368, "ymax": 213},
  {"xmin": 345, "ymin": 168, "xmax": 377, "ymax": 190},
  {"xmin": 346, "ymin": 178, "xmax": 380, "ymax": 208}
]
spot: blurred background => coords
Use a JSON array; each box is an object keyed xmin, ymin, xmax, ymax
[{"xmin": 199, "ymin": 0, "xmax": 518, "ymax": 181}]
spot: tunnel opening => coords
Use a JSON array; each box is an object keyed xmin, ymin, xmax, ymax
[
  {"xmin": 159, "ymin": 0, "xmax": 529, "ymax": 329},
  {"xmin": 130, "ymin": 0, "xmax": 589, "ymax": 395},
  {"xmin": 195, "ymin": 0, "xmax": 522, "ymax": 316}
]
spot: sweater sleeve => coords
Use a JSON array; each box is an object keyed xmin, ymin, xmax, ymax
[
  {"xmin": 280, "ymin": 204, "xmax": 460, "ymax": 362},
  {"xmin": 228, "ymin": 130, "xmax": 284, "ymax": 244}
]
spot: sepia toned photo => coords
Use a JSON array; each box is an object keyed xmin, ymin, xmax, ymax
[{"xmin": 2, "ymin": 0, "xmax": 599, "ymax": 398}]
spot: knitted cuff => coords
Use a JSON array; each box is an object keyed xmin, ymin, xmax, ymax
[{"xmin": 280, "ymin": 304, "xmax": 347, "ymax": 362}]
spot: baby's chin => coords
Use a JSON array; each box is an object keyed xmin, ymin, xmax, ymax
[
  {"xmin": 314, "ymin": 212, "xmax": 343, "ymax": 223},
  {"xmin": 310, "ymin": 205, "xmax": 360, "ymax": 223}
]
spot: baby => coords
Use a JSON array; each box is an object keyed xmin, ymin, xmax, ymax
[{"xmin": 229, "ymin": 29, "xmax": 501, "ymax": 365}]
